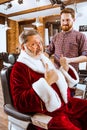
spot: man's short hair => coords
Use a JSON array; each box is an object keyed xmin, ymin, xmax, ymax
[
  {"xmin": 60, "ymin": 8, "xmax": 75, "ymax": 19},
  {"xmin": 19, "ymin": 29, "xmax": 39, "ymax": 45}
]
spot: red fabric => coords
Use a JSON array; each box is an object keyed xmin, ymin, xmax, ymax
[
  {"xmin": 68, "ymin": 68, "xmax": 77, "ymax": 80},
  {"xmin": 10, "ymin": 62, "xmax": 87, "ymax": 130}
]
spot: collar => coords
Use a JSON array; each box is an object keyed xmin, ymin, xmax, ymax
[{"xmin": 62, "ymin": 28, "xmax": 73, "ymax": 35}]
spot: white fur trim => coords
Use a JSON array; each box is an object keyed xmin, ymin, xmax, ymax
[
  {"xmin": 17, "ymin": 50, "xmax": 45, "ymax": 73},
  {"xmin": 41, "ymin": 54, "xmax": 68, "ymax": 103},
  {"xmin": 17, "ymin": 51, "xmax": 78, "ymax": 104},
  {"xmin": 60, "ymin": 65, "xmax": 79, "ymax": 88},
  {"xmin": 56, "ymin": 70, "xmax": 68, "ymax": 103},
  {"xmin": 32, "ymin": 78, "xmax": 61, "ymax": 112}
]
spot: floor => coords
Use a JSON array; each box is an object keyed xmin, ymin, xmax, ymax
[{"xmin": 0, "ymin": 79, "xmax": 8, "ymax": 130}]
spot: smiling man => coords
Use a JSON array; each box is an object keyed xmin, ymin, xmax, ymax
[{"xmin": 46, "ymin": 8, "xmax": 87, "ymax": 72}]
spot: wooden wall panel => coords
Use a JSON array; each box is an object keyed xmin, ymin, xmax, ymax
[
  {"xmin": 0, "ymin": 16, "xmax": 5, "ymax": 24},
  {"xmin": 0, "ymin": 0, "xmax": 12, "ymax": 4},
  {"xmin": 7, "ymin": 20, "xmax": 19, "ymax": 53}
]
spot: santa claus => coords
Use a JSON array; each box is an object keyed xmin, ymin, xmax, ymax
[{"xmin": 10, "ymin": 29, "xmax": 87, "ymax": 130}]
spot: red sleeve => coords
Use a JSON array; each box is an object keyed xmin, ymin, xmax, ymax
[
  {"xmin": 68, "ymin": 68, "xmax": 77, "ymax": 80},
  {"xmin": 68, "ymin": 68, "xmax": 77, "ymax": 97},
  {"xmin": 10, "ymin": 62, "xmax": 45, "ymax": 113}
]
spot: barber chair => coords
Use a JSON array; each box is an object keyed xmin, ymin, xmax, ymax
[
  {"xmin": 0, "ymin": 54, "xmax": 52, "ymax": 130},
  {"xmin": 78, "ymin": 69, "xmax": 87, "ymax": 99},
  {"xmin": 1, "ymin": 53, "xmax": 87, "ymax": 130}
]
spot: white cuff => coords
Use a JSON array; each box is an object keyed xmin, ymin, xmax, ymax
[
  {"xmin": 60, "ymin": 65, "xmax": 79, "ymax": 88},
  {"xmin": 56, "ymin": 70, "xmax": 68, "ymax": 103},
  {"xmin": 32, "ymin": 78, "xmax": 61, "ymax": 112}
]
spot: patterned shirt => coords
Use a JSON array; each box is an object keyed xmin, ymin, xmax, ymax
[{"xmin": 46, "ymin": 29, "xmax": 87, "ymax": 71}]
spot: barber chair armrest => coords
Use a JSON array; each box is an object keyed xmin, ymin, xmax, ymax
[
  {"xmin": 4, "ymin": 104, "xmax": 32, "ymax": 122},
  {"xmin": 4, "ymin": 104, "xmax": 52, "ymax": 129},
  {"xmin": 79, "ymin": 70, "xmax": 87, "ymax": 74},
  {"xmin": 79, "ymin": 70, "xmax": 87, "ymax": 78},
  {"xmin": 74, "ymin": 84, "xmax": 86, "ymax": 99}
]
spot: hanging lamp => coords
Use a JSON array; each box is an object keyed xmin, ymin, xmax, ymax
[
  {"xmin": 32, "ymin": 17, "xmax": 43, "ymax": 27},
  {"xmin": 4, "ymin": 19, "xmax": 11, "ymax": 30},
  {"xmin": 32, "ymin": 0, "xmax": 43, "ymax": 27}
]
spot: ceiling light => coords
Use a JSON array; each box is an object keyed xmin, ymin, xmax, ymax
[
  {"xmin": 50, "ymin": 0, "xmax": 56, "ymax": 5},
  {"xmin": 5, "ymin": 2, "xmax": 12, "ymax": 10},
  {"xmin": 5, "ymin": 21, "xmax": 11, "ymax": 30},
  {"xmin": 50, "ymin": 0, "xmax": 64, "ymax": 6},
  {"xmin": 18, "ymin": 0, "xmax": 23, "ymax": 4},
  {"xmin": 4, "ymin": 0, "xmax": 23, "ymax": 10},
  {"xmin": 32, "ymin": 17, "xmax": 43, "ymax": 27},
  {"xmin": 2, "ymin": 18, "xmax": 11, "ymax": 31},
  {"xmin": 32, "ymin": 0, "xmax": 43, "ymax": 27},
  {"xmin": 56, "ymin": 0, "xmax": 62, "ymax": 4},
  {"xmin": 60, "ymin": 3, "xmax": 65, "ymax": 10}
]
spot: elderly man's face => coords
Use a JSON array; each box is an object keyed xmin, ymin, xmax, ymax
[{"xmin": 24, "ymin": 34, "xmax": 43, "ymax": 57}]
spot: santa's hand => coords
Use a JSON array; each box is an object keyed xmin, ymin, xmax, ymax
[
  {"xmin": 45, "ymin": 63, "xmax": 58, "ymax": 85},
  {"xmin": 60, "ymin": 54, "xmax": 69, "ymax": 72}
]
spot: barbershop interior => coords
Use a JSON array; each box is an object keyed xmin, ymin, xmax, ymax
[{"xmin": 0, "ymin": 0, "xmax": 87, "ymax": 130}]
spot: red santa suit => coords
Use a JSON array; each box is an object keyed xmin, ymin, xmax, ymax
[{"xmin": 10, "ymin": 50, "xmax": 87, "ymax": 130}]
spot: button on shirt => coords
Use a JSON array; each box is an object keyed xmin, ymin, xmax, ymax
[{"xmin": 46, "ymin": 29, "xmax": 87, "ymax": 71}]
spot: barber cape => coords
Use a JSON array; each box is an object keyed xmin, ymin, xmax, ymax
[{"xmin": 17, "ymin": 50, "xmax": 79, "ymax": 112}]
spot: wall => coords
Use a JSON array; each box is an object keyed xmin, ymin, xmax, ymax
[
  {"xmin": 0, "ymin": 25, "xmax": 6, "ymax": 52},
  {"xmin": 74, "ymin": 8, "xmax": 87, "ymax": 37},
  {"xmin": 7, "ymin": 20, "xmax": 19, "ymax": 53},
  {"xmin": 71, "ymin": 2, "xmax": 87, "ymax": 70},
  {"xmin": 69, "ymin": 2, "xmax": 87, "ymax": 37},
  {"xmin": 0, "ymin": 19, "xmax": 19, "ymax": 54}
]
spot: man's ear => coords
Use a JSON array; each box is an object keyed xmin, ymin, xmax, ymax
[{"xmin": 21, "ymin": 44, "xmax": 25, "ymax": 50}]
